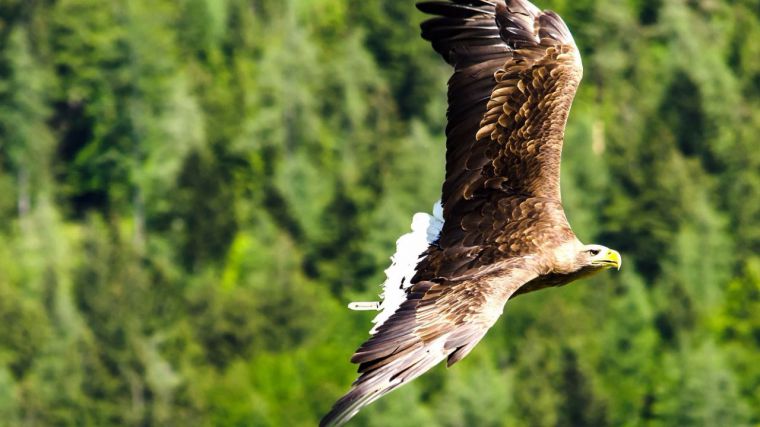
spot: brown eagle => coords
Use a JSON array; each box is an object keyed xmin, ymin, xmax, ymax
[{"xmin": 321, "ymin": 1, "xmax": 621, "ymax": 425}]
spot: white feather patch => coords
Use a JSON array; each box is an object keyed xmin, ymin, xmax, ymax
[{"xmin": 349, "ymin": 201, "xmax": 445, "ymax": 334}]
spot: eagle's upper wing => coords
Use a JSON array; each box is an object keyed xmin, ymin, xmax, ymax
[
  {"xmin": 320, "ymin": 258, "xmax": 539, "ymax": 427},
  {"xmin": 420, "ymin": 0, "xmax": 583, "ymax": 218},
  {"xmin": 408, "ymin": 0, "xmax": 582, "ymax": 282}
]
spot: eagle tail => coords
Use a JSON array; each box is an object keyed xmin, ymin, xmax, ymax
[{"xmin": 348, "ymin": 202, "xmax": 443, "ymax": 334}]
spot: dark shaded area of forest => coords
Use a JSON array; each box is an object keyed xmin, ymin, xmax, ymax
[{"xmin": 0, "ymin": 0, "xmax": 759, "ymax": 425}]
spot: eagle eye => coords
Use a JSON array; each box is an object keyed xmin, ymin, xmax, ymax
[{"xmin": 589, "ymin": 248, "xmax": 600, "ymax": 256}]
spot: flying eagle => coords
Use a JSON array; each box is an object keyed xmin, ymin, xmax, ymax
[{"xmin": 321, "ymin": 0, "xmax": 621, "ymax": 425}]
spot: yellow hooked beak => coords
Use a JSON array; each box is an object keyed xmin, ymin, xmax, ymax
[{"xmin": 593, "ymin": 248, "xmax": 622, "ymax": 271}]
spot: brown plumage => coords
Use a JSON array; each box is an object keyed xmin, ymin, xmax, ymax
[{"xmin": 321, "ymin": 1, "xmax": 621, "ymax": 426}]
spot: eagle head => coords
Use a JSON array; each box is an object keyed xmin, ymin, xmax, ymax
[{"xmin": 578, "ymin": 244, "xmax": 622, "ymax": 272}]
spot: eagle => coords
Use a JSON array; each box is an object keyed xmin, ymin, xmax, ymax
[{"xmin": 321, "ymin": 1, "xmax": 621, "ymax": 425}]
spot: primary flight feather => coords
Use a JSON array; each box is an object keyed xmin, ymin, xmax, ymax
[{"xmin": 321, "ymin": 1, "xmax": 621, "ymax": 425}]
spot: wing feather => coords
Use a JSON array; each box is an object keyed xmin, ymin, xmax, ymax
[
  {"xmin": 320, "ymin": 260, "xmax": 538, "ymax": 427},
  {"xmin": 420, "ymin": 0, "xmax": 582, "ymax": 217}
]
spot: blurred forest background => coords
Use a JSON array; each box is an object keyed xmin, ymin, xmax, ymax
[{"xmin": 0, "ymin": 0, "xmax": 759, "ymax": 426}]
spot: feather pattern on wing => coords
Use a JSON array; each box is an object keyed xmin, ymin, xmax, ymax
[
  {"xmin": 419, "ymin": 0, "xmax": 582, "ymax": 218},
  {"xmin": 321, "ymin": 259, "xmax": 539, "ymax": 427}
]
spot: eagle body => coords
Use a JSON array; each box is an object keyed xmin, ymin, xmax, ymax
[{"xmin": 321, "ymin": 1, "xmax": 622, "ymax": 425}]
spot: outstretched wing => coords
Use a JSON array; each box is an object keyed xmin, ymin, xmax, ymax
[
  {"xmin": 320, "ymin": 259, "xmax": 539, "ymax": 427},
  {"xmin": 322, "ymin": 1, "xmax": 583, "ymax": 425},
  {"xmin": 413, "ymin": 0, "xmax": 582, "ymax": 291},
  {"xmin": 419, "ymin": 0, "xmax": 582, "ymax": 219}
]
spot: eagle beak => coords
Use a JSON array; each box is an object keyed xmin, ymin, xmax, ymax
[
  {"xmin": 591, "ymin": 248, "xmax": 622, "ymax": 271},
  {"xmin": 605, "ymin": 249, "xmax": 622, "ymax": 271}
]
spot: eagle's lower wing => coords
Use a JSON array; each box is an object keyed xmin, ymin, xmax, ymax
[
  {"xmin": 319, "ymin": 258, "xmax": 539, "ymax": 427},
  {"xmin": 418, "ymin": 0, "xmax": 583, "ymax": 217}
]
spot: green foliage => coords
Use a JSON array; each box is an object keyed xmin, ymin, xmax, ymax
[{"xmin": 0, "ymin": 0, "xmax": 759, "ymax": 425}]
